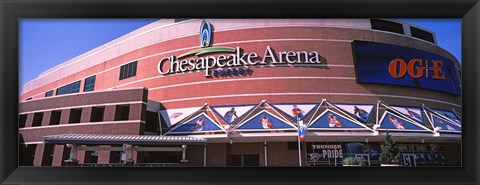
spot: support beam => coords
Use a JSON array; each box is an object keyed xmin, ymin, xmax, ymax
[
  {"xmin": 264, "ymin": 140, "xmax": 268, "ymax": 167},
  {"xmin": 203, "ymin": 145, "xmax": 207, "ymax": 167},
  {"xmin": 64, "ymin": 144, "xmax": 79, "ymax": 166},
  {"xmin": 180, "ymin": 145, "xmax": 188, "ymax": 163}
]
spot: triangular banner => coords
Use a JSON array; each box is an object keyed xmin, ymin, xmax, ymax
[
  {"xmin": 211, "ymin": 105, "xmax": 255, "ymax": 124},
  {"xmin": 237, "ymin": 111, "xmax": 294, "ymax": 130},
  {"xmin": 159, "ymin": 106, "xmax": 202, "ymax": 127},
  {"xmin": 271, "ymin": 104, "xmax": 318, "ymax": 120},
  {"xmin": 431, "ymin": 114, "xmax": 461, "ymax": 132},
  {"xmin": 390, "ymin": 106, "xmax": 424, "ymax": 123},
  {"xmin": 433, "ymin": 110, "xmax": 461, "ymax": 126},
  {"xmin": 334, "ymin": 104, "xmax": 374, "ymax": 123},
  {"xmin": 309, "ymin": 110, "xmax": 364, "ymax": 129},
  {"xmin": 168, "ymin": 114, "xmax": 224, "ymax": 133},
  {"xmin": 379, "ymin": 113, "xmax": 426, "ymax": 130}
]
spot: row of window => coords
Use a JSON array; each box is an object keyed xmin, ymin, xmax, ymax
[
  {"xmin": 370, "ymin": 19, "xmax": 435, "ymax": 44},
  {"xmin": 19, "ymin": 143, "xmax": 123, "ymax": 166},
  {"xmin": 44, "ymin": 75, "xmax": 96, "ymax": 98},
  {"xmin": 18, "ymin": 105, "xmax": 130, "ymax": 128},
  {"xmin": 41, "ymin": 60, "xmax": 137, "ymax": 99}
]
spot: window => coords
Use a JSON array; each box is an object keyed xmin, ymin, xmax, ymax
[
  {"xmin": 114, "ymin": 105, "xmax": 130, "ymax": 121},
  {"xmin": 19, "ymin": 144, "xmax": 36, "ymax": 166},
  {"xmin": 56, "ymin": 81, "xmax": 81, "ymax": 95},
  {"xmin": 49, "ymin": 111, "xmax": 61, "ymax": 125},
  {"xmin": 84, "ymin": 150, "xmax": 99, "ymax": 164},
  {"xmin": 45, "ymin": 90, "xmax": 53, "ymax": 97},
  {"xmin": 68, "ymin": 109, "xmax": 82, "ymax": 124},
  {"xmin": 119, "ymin": 61, "xmax": 137, "ymax": 80},
  {"xmin": 84, "ymin": 75, "xmax": 96, "ymax": 92},
  {"xmin": 174, "ymin": 18, "xmax": 191, "ymax": 23},
  {"xmin": 370, "ymin": 19, "xmax": 404, "ymax": 35},
  {"xmin": 90, "ymin": 107, "xmax": 105, "ymax": 122},
  {"xmin": 32, "ymin": 112, "xmax": 44, "ymax": 127},
  {"xmin": 410, "ymin": 26, "xmax": 435, "ymax": 44},
  {"xmin": 18, "ymin": 114, "xmax": 27, "ymax": 128},
  {"xmin": 41, "ymin": 144, "xmax": 55, "ymax": 166},
  {"xmin": 25, "ymin": 97, "xmax": 32, "ymax": 101}
]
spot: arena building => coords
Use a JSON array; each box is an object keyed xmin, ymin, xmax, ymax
[{"xmin": 18, "ymin": 19, "xmax": 462, "ymax": 167}]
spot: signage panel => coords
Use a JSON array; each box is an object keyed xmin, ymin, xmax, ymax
[{"xmin": 352, "ymin": 40, "xmax": 461, "ymax": 95}]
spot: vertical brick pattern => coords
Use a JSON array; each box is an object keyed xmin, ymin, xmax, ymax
[
  {"xmin": 51, "ymin": 145, "xmax": 65, "ymax": 166},
  {"xmin": 97, "ymin": 145, "xmax": 111, "ymax": 164},
  {"xmin": 80, "ymin": 107, "xmax": 92, "ymax": 123},
  {"xmin": 104, "ymin": 105, "xmax": 116, "ymax": 122},
  {"xmin": 25, "ymin": 113, "xmax": 34, "ymax": 128},
  {"xmin": 77, "ymin": 149, "xmax": 86, "ymax": 164},
  {"xmin": 41, "ymin": 111, "xmax": 52, "ymax": 126},
  {"xmin": 185, "ymin": 146, "xmax": 204, "ymax": 166},
  {"xmin": 33, "ymin": 144, "xmax": 45, "ymax": 166},
  {"xmin": 129, "ymin": 104, "xmax": 145, "ymax": 121},
  {"xmin": 60, "ymin": 109, "xmax": 71, "ymax": 125},
  {"xmin": 206, "ymin": 143, "xmax": 227, "ymax": 166},
  {"xmin": 267, "ymin": 142, "xmax": 299, "ymax": 166}
]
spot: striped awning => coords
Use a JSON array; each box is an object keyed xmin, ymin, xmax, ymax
[{"xmin": 43, "ymin": 134, "xmax": 206, "ymax": 146}]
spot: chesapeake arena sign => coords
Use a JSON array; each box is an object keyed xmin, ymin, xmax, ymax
[{"xmin": 157, "ymin": 20, "xmax": 323, "ymax": 77}]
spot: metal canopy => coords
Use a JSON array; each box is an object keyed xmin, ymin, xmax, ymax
[{"xmin": 43, "ymin": 134, "xmax": 206, "ymax": 146}]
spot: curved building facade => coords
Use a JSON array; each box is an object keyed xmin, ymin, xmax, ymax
[{"xmin": 19, "ymin": 19, "xmax": 462, "ymax": 167}]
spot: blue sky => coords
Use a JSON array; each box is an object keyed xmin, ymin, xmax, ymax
[{"xmin": 19, "ymin": 19, "xmax": 461, "ymax": 90}]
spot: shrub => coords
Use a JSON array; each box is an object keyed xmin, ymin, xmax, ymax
[
  {"xmin": 379, "ymin": 131, "xmax": 400, "ymax": 164},
  {"xmin": 342, "ymin": 157, "xmax": 367, "ymax": 166}
]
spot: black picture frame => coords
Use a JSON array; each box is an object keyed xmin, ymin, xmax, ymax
[{"xmin": 1, "ymin": 0, "xmax": 478, "ymax": 184}]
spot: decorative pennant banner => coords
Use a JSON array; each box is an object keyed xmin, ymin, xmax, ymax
[
  {"xmin": 272, "ymin": 104, "xmax": 318, "ymax": 120},
  {"xmin": 433, "ymin": 110, "xmax": 462, "ymax": 126},
  {"xmin": 159, "ymin": 106, "xmax": 202, "ymax": 127},
  {"xmin": 236, "ymin": 111, "xmax": 294, "ymax": 130},
  {"xmin": 379, "ymin": 113, "xmax": 426, "ymax": 130},
  {"xmin": 211, "ymin": 105, "xmax": 255, "ymax": 124},
  {"xmin": 334, "ymin": 104, "xmax": 374, "ymax": 123},
  {"xmin": 309, "ymin": 110, "xmax": 364, "ymax": 129},
  {"xmin": 431, "ymin": 114, "xmax": 461, "ymax": 132},
  {"xmin": 168, "ymin": 114, "xmax": 223, "ymax": 133},
  {"xmin": 390, "ymin": 106, "xmax": 423, "ymax": 123}
]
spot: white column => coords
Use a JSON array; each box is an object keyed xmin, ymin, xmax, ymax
[
  {"xmin": 264, "ymin": 140, "xmax": 268, "ymax": 166},
  {"xmin": 67, "ymin": 144, "xmax": 77, "ymax": 161}
]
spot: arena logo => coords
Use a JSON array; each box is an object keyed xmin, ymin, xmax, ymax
[
  {"xmin": 157, "ymin": 20, "xmax": 324, "ymax": 77},
  {"xmin": 388, "ymin": 58, "xmax": 446, "ymax": 80}
]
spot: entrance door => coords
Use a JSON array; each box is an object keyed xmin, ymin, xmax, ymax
[
  {"xmin": 355, "ymin": 154, "xmax": 371, "ymax": 166},
  {"xmin": 243, "ymin": 154, "xmax": 259, "ymax": 166}
]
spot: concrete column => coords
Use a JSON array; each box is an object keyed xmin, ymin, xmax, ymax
[
  {"xmin": 97, "ymin": 145, "xmax": 111, "ymax": 164},
  {"xmin": 132, "ymin": 150, "xmax": 138, "ymax": 164},
  {"xmin": 80, "ymin": 107, "xmax": 92, "ymax": 123},
  {"xmin": 41, "ymin": 111, "xmax": 52, "ymax": 126},
  {"xmin": 181, "ymin": 145, "xmax": 188, "ymax": 166},
  {"xmin": 122, "ymin": 144, "xmax": 134, "ymax": 166},
  {"xmin": 25, "ymin": 113, "xmax": 34, "ymax": 127},
  {"xmin": 59, "ymin": 109, "xmax": 71, "ymax": 125},
  {"xmin": 104, "ymin": 105, "xmax": 116, "ymax": 122},
  {"xmin": 129, "ymin": 104, "xmax": 146, "ymax": 121},
  {"xmin": 264, "ymin": 141, "xmax": 268, "ymax": 167},
  {"xmin": 33, "ymin": 144, "xmax": 45, "ymax": 166},
  {"xmin": 77, "ymin": 149, "xmax": 86, "ymax": 164},
  {"xmin": 51, "ymin": 145, "xmax": 65, "ymax": 166}
]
